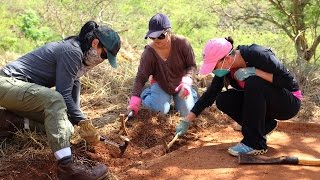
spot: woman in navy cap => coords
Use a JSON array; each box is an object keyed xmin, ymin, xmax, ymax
[
  {"xmin": 0, "ymin": 20, "xmax": 121, "ymax": 180},
  {"xmin": 127, "ymin": 13, "xmax": 198, "ymax": 118}
]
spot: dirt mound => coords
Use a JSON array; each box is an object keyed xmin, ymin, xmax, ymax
[{"xmin": 75, "ymin": 107, "xmax": 231, "ymax": 175}]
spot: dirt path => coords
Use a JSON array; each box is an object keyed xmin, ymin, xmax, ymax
[{"xmin": 119, "ymin": 121, "xmax": 320, "ymax": 179}]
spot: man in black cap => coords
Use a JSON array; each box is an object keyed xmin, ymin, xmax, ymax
[
  {"xmin": 0, "ymin": 20, "xmax": 121, "ymax": 180},
  {"xmin": 127, "ymin": 13, "xmax": 198, "ymax": 120}
]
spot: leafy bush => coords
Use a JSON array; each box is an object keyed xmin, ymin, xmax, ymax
[{"xmin": 18, "ymin": 10, "xmax": 57, "ymax": 45}]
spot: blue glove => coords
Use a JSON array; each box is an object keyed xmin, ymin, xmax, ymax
[
  {"xmin": 234, "ymin": 67, "xmax": 256, "ymax": 81},
  {"xmin": 175, "ymin": 118, "xmax": 190, "ymax": 136}
]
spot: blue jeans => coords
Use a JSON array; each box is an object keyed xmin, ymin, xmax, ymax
[{"xmin": 141, "ymin": 83, "xmax": 198, "ymax": 116}]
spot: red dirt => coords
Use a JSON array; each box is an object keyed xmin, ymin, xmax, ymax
[
  {"xmin": 0, "ymin": 148, "xmax": 56, "ymax": 179},
  {"xmin": 119, "ymin": 121, "xmax": 320, "ymax": 179},
  {"xmin": 1, "ymin": 107, "xmax": 319, "ymax": 180}
]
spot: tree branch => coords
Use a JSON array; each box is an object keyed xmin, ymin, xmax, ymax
[
  {"xmin": 309, "ymin": 35, "xmax": 320, "ymax": 54},
  {"xmin": 269, "ymin": 0, "xmax": 296, "ymax": 33},
  {"xmin": 237, "ymin": 14, "xmax": 294, "ymax": 40},
  {"xmin": 269, "ymin": 0, "xmax": 292, "ymax": 18}
]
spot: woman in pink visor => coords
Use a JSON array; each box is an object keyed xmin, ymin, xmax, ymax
[{"xmin": 175, "ymin": 37, "xmax": 302, "ymax": 156}]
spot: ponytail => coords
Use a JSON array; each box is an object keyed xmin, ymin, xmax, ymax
[
  {"xmin": 225, "ymin": 36, "xmax": 235, "ymax": 55},
  {"xmin": 225, "ymin": 36, "xmax": 234, "ymax": 46},
  {"xmin": 77, "ymin": 21, "xmax": 99, "ymax": 53}
]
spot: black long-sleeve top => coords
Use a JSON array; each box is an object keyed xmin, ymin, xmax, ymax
[{"xmin": 191, "ymin": 44, "xmax": 300, "ymax": 116}]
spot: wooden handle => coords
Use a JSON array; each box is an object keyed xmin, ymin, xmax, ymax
[
  {"xmin": 298, "ymin": 159, "xmax": 320, "ymax": 166},
  {"xmin": 280, "ymin": 156, "xmax": 320, "ymax": 166},
  {"xmin": 167, "ymin": 133, "xmax": 179, "ymax": 149},
  {"xmin": 119, "ymin": 114, "xmax": 128, "ymax": 136}
]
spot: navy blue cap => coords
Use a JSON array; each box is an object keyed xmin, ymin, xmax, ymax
[{"xmin": 144, "ymin": 13, "xmax": 171, "ymax": 39}]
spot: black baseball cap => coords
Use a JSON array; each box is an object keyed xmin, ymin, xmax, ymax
[
  {"xmin": 94, "ymin": 26, "xmax": 121, "ymax": 68},
  {"xmin": 144, "ymin": 13, "xmax": 171, "ymax": 39}
]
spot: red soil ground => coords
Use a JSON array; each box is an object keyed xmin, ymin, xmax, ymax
[{"xmin": 1, "ymin": 108, "xmax": 319, "ymax": 180}]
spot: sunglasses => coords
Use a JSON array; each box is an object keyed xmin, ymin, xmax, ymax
[
  {"xmin": 100, "ymin": 48, "xmax": 108, "ymax": 59},
  {"xmin": 149, "ymin": 31, "xmax": 167, "ymax": 40}
]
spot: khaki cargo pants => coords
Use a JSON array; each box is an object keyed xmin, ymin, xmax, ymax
[{"xmin": 0, "ymin": 72, "xmax": 73, "ymax": 152}]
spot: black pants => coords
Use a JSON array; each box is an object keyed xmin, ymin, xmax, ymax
[{"xmin": 216, "ymin": 76, "xmax": 301, "ymax": 149}]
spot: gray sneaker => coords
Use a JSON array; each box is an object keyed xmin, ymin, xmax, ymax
[{"xmin": 228, "ymin": 143, "xmax": 268, "ymax": 156}]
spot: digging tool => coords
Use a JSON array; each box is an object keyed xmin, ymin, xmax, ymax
[
  {"xmin": 100, "ymin": 135, "xmax": 129, "ymax": 157},
  {"xmin": 163, "ymin": 133, "xmax": 180, "ymax": 152},
  {"xmin": 119, "ymin": 111, "xmax": 133, "ymax": 136},
  {"xmin": 239, "ymin": 154, "xmax": 320, "ymax": 166}
]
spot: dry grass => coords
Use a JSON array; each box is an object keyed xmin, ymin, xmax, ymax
[
  {"xmin": 287, "ymin": 61, "xmax": 320, "ymax": 123},
  {"xmin": 80, "ymin": 40, "xmax": 141, "ymax": 117},
  {"xmin": 0, "ymin": 51, "xmax": 21, "ymax": 67},
  {"xmin": 289, "ymin": 61, "xmax": 320, "ymax": 105},
  {"xmin": 0, "ymin": 131, "xmax": 49, "ymax": 157}
]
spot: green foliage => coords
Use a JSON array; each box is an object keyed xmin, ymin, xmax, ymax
[
  {"xmin": 0, "ymin": 1, "xmax": 59, "ymax": 53},
  {"xmin": 113, "ymin": 0, "xmax": 221, "ymax": 62},
  {"xmin": 0, "ymin": 0, "xmax": 318, "ymax": 64},
  {"xmin": 0, "ymin": 5, "xmax": 31, "ymax": 52},
  {"xmin": 0, "ymin": 0, "xmax": 319, "ymax": 104},
  {"xmin": 220, "ymin": 0, "xmax": 320, "ymax": 63},
  {"xmin": 19, "ymin": 10, "xmax": 55, "ymax": 42}
]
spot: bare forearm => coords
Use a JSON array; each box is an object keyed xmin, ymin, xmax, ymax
[
  {"xmin": 256, "ymin": 69, "xmax": 273, "ymax": 83},
  {"xmin": 185, "ymin": 112, "xmax": 196, "ymax": 122}
]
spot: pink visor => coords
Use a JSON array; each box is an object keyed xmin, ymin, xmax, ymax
[{"xmin": 199, "ymin": 38, "xmax": 233, "ymax": 75}]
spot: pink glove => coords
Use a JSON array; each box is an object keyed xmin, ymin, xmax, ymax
[
  {"xmin": 127, "ymin": 96, "xmax": 142, "ymax": 116},
  {"xmin": 175, "ymin": 76, "xmax": 192, "ymax": 99}
]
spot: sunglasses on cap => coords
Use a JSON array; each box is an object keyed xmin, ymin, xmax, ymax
[
  {"xmin": 99, "ymin": 43, "xmax": 119, "ymax": 60},
  {"xmin": 149, "ymin": 31, "xmax": 168, "ymax": 40},
  {"xmin": 100, "ymin": 48, "xmax": 108, "ymax": 59},
  {"xmin": 97, "ymin": 41, "xmax": 108, "ymax": 59}
]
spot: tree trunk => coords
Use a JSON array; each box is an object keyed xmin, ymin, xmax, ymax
[
  {"xmin": 294, "ymin": 34, "xmax": 320, "ymax": 63},
  {"xmin": 294, "ymin": 34, "xmax": 308, "ymax": 64}
]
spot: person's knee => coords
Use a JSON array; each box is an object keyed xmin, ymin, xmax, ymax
[
  {"xmin": 49, "ymin": 91, "xmax": 64, "ymax": 101},
  {"xmin": 159, "ymin": 105, "xmax": 170, "ymax": 114},
  {"xmin": 43, "ymin": 90, "xmax": 66, "ymax": 109},
  {"xmin": 191, "ymin": 87, "xmax": 199, "ymax": 101},
  {"xmin": 145, "ymin": 102, "xmax": 170, "ymax": 114},
  {"xmin": 174, "ymin": 95, "xmax": 196, "ymax": 117}
]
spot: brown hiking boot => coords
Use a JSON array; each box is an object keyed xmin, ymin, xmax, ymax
[
  {"xmin": 57, "ymin": 156, "xmax": 109, "ymax": 180},
  {"xmin": 0, "ymin": 109, "xmax": 24, "ymax": 139}
]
